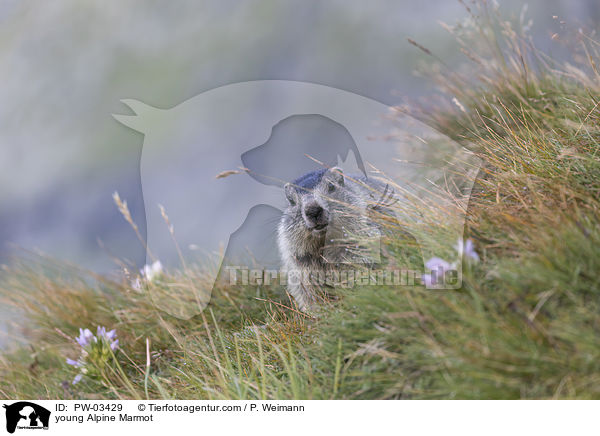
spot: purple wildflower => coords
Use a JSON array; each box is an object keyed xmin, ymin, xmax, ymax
[
  {"xmin": 94, "ymin": 326, "xmax": 119, "ymax": 351},
  {"xmin": 141, "ymin": 260, "xmax": 163, "ymax": 282},
  {"xmin": 67, "ymin": 326, "xmax": 120, "ymax": 386},
  {"xmin": 422, "ymin": 257, "xmax": 455, "ymax": 287},
  {"xmin": 106, "ymin": 329, "xmax": 117, "ymax": 341},
  {"xmin": 455, "ymin": 238, "xmax": 479, "ymax": 262},
  {"xmin": 425, "ymin": 257, "xmax": 452, "ymax": 272},
  {"xmin": 76, "ymin": 328, "xmax": 93, "ymax": 347},
  {"xmin": 110, "ymin": 339, "xmax": 119, "ymax": 351},
  {"xmin": 66, "ymin": 358, "xmax": 81, "ymax": 367},
  {"xmin": 132, "ymin": 260, "xmax": 163, "ymax": 290}
]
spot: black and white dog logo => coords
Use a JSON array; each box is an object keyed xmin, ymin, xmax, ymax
[{"xmin": 3, "ymin": 402, "xmax": 50, "ymax": 434}]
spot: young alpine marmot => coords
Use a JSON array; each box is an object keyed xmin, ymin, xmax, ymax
[{"xmin": 277, "ymin": 167, "xmax": 393, "ymax": 310}]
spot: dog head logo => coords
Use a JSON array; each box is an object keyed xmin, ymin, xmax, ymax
[
  {"xmin": 3, "ymin": 402, "xmax": 50, "ymax": 434},
  {"xmin": 113, "ymin": 80, "xmax": 481, "ymax": 317}
]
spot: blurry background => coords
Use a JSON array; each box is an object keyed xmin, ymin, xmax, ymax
[{"xmin": 1, "ymin": 0, "xmax": 599, "ymax": 276}]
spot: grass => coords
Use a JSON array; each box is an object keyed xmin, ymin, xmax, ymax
[{"xmin": 1, "ymin": 2, "xmax": 599, "ymax": 400}]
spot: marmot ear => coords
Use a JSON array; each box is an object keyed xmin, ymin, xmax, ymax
[
  {"xmin": 329, "ymin": 167, "xmax": 344, "ymax": 186},
  {"xmin": 284, "ymin": 183, "xmax": 297, "ymax": 206}
]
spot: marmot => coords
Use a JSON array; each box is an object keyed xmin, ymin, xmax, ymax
[{"xmin": 277, "ymin": 167, "xmax": 394, "ymax": 311}]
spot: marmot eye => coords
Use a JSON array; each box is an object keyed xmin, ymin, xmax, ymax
[{"xmin": 327, "ymin": 183, "xmax": 335, "ymax": 193}]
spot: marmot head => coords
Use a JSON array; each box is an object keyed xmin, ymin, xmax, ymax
[{"xmin": 278, "ymin": 167, "xmax": 370, "ymax": 264}]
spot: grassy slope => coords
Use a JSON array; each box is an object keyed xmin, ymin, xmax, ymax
[{"xmin": 1, "ymin": 4, "xmax": 599, "ymax": 399}]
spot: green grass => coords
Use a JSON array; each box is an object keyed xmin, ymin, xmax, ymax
[{"xmin": 1, "ymin": 2, "xmax": 600, "ymax": 399}]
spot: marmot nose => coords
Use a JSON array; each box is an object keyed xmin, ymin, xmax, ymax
[{"xmin": 304, "ymin": 203, "xmax": 325, "ymax": 224}]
